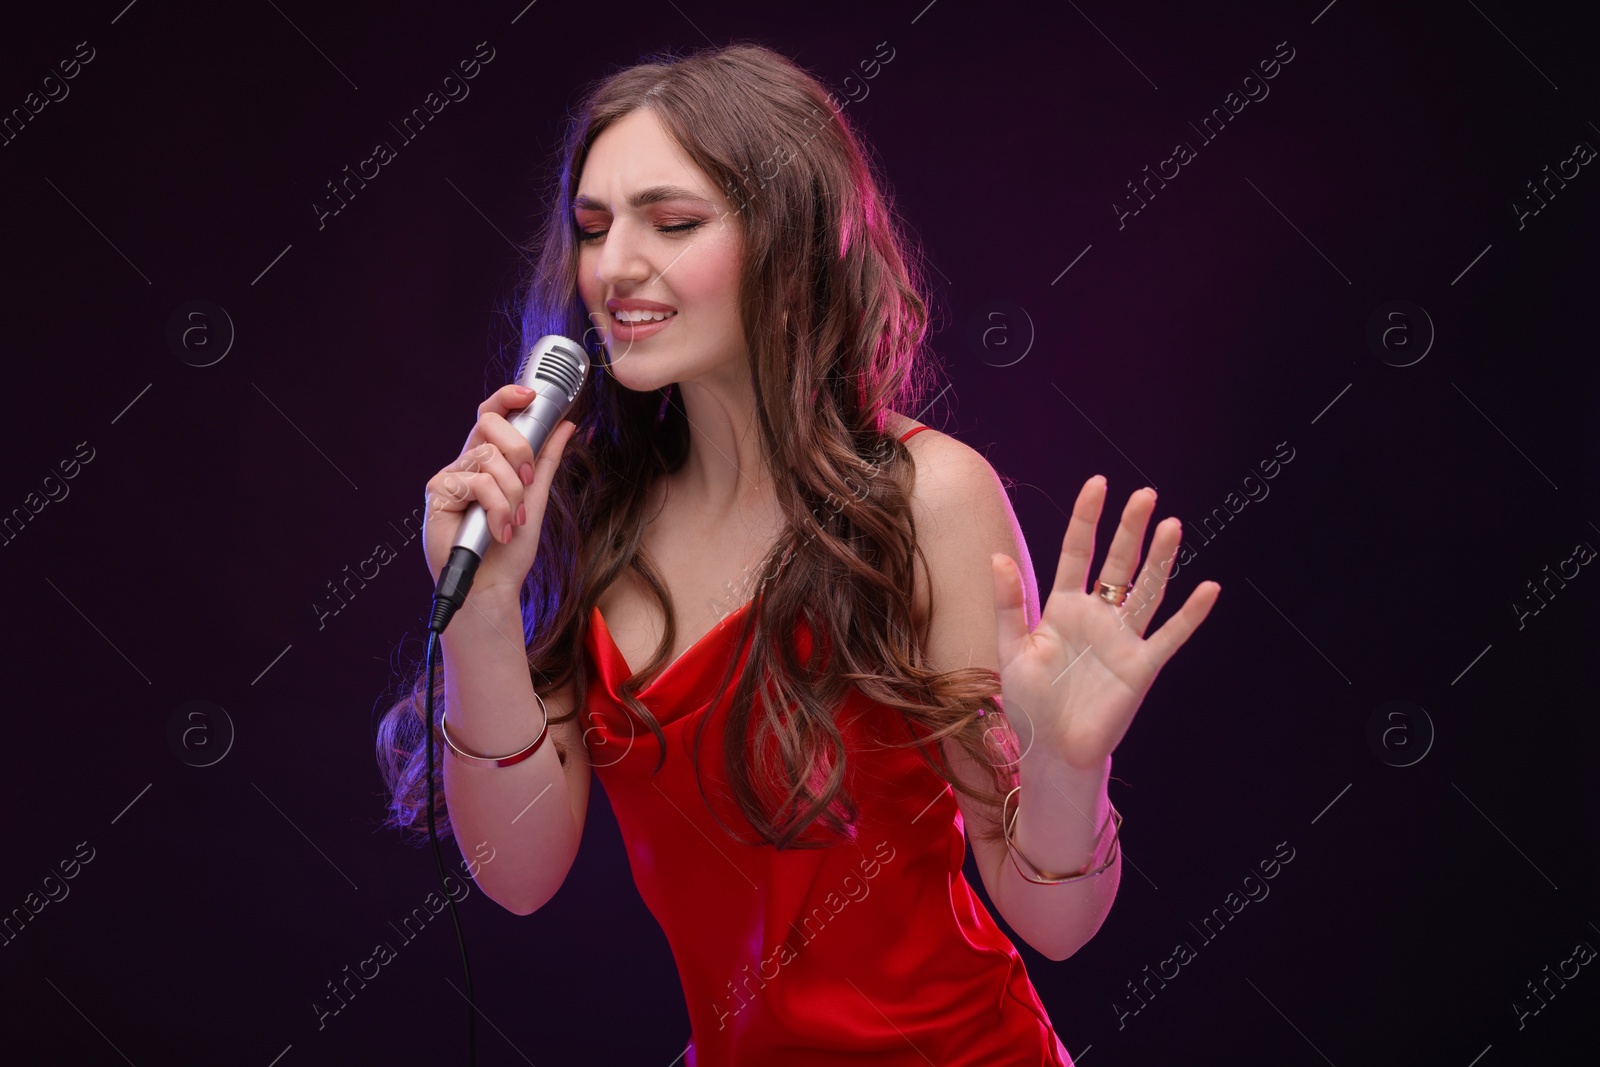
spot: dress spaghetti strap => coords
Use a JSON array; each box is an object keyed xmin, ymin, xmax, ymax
[{"xmin": 898, "ymin": 424, "xmax": 931, "ymax": 444}]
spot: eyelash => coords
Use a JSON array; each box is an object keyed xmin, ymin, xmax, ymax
[{"xmin": 575, "ymin": 220, "xmax": 702, "ymax": 243}]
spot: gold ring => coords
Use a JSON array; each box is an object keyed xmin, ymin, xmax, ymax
[{"xmin": 1094, "ymin": 580, "xmax": 1133, "ymax": 607}]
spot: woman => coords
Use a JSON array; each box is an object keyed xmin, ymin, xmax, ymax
[{"xmin": 377, "ymin": 42, "xmax": 1218, "ymax": 1066}]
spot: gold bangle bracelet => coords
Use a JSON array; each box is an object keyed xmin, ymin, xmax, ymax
[
  {"xmin": 1001, "ymin": 785, "xmax": 1122, "ymax": 885},
  {"xmin": 439, "ymin": 691, "xmax": 549, "ymax": 769}
]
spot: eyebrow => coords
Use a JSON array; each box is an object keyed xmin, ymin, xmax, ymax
[{"xmin": 572, "ymin": 185, "xmax": 714, "ymax": 212}]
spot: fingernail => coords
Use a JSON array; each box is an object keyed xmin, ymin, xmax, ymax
[
  {"xmin": 514, "ymin": 384, "xmax": 534, "ymax": 394},
  {"xmin": 520, "ymin": 462, "xmax": 534, "ymax": 485},
  {"xmin": 502, "ymin": 523, "xmax": 514, "ymax": 542},
  {"xmin": 516, "ymin": 503, "xmax": 526, "ymax": 526}
]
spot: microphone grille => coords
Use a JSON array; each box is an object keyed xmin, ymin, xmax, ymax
[{"xmin": 519, "ymin": 337, "xmax": 588, "ymax": 403}]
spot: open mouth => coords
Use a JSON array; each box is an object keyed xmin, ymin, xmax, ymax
[{"xmin": 609, "ymin": 309, "xmax": 677, "ymax": 341}]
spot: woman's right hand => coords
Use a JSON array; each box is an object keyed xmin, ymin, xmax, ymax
[{"xmin": 423, "ymin": 383, "xmax": 579, "ymax": 601}]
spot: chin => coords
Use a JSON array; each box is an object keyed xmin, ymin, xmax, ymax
[
  {"xmin": 600, "ymin": 331, "xmax": 747, "ymax": 394},
  {"xmin": 602, "ymin": 347, "xmax": 676, "ymax": 392}
]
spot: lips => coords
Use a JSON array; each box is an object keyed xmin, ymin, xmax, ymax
[
  {"xmin": 607, "ymin": 298, "xmax": 677, "ymax": 313},
  {"xmin": 607, "ymin": 308, "xmax": 676, "ymax": 342}
]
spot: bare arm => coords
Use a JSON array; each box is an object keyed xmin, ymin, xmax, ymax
[
  {"xmin": 905, "ymin": 430, "xmax": 1119, "ymax": 961},
  {"xmin": 418, "ymin": 388, "xmax": 587, "ymax": 917},
  {"xmin": 439, "ymin": 590, "xmax": 590, "ymax": 916}
]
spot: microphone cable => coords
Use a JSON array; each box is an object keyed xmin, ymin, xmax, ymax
[
  {"xmin": 424, "ymin": 629, "xmax": 477, "ymax": 1063},
  {"xmin": 413, "ymin": 334, "xmax": 588, "ymax": 1062}
]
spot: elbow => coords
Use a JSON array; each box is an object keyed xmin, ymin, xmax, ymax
[
  {"xmin": 504, "ymin": 896, "xmax": 542, "ymax": 918},
  {"xmin": 480, "ymin": 836, "xmax": 583, "ymax": 917},
  {"xmin": 1019, "ymin": 895, "xmax": 1118, "ymax": 962},
  {"xmin": 485, "ymin": 876, "xmax": 543, "ymax": 916},
  {"xmin": 1030, "ymin": 915, "xmax": 1105, "ymax": 960},
  {"xmin": 475, "ymin": 879, "xmax": 537, "ymax": 916},
  {"xmin": 485, "ymin": 881, "xmax": 553, "ymax": 917},
  {"xmin": 1033, "ymin": 935, "xmax": 1087, "ymax": 963}
]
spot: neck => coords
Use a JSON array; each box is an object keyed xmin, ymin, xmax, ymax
[{"xmin": 671, "ymin": 368, "xmax": 773, "ymax": 517}]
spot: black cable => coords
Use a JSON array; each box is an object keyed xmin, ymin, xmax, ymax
[{"xmin": 425, "ymin": 629, "xmax": 476, "ymax": 1064}]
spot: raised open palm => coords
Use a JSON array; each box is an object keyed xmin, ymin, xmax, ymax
[{"xmin": 991, "ymin": 475, "xmax": 1221, "ymax": 772}]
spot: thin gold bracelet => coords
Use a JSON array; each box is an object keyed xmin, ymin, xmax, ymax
[
  {"xmin": 439, "ymin": 691, "xmax": 549, "ymax": 769},
  {"xmin": 1001, "ymin": 785, "xmax": 1122, "ymax": 885}
]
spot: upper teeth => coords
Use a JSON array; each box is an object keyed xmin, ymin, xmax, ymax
[{"xmin": 614, "ymin": 309, "xmax": 674, "ymax": 323}]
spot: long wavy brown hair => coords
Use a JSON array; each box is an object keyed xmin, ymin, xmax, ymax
[{"xmin": 377, "ymin": 41, "xmax": 1021, "ymax": 851}]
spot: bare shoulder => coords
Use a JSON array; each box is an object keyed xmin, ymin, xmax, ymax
[
  {"xmin": 885, "ymin": 413, "xmax": 1011, "ymax": 525},
  {"xmin": 881, "ymin": 412, "xmax": 1034, "ymax": 639},
  {"xmin": 883, "ymin": 417, "xmax": 1041, "ymax": 905}
]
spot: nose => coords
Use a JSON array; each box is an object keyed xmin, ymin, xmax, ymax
[{"xmin": 590, "ymin": 216, "xmax": 653, "ymax": 291}]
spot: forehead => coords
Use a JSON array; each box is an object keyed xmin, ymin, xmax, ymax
[{"xmin": 574, "ymin": 109, "xmax": 719, "ymax": 206}]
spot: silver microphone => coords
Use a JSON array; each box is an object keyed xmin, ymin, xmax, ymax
[{"xmin": 429, "ymin": 333, "xmax": 589, "ymax": 633}]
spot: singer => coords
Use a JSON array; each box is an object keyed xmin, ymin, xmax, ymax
[{"xmin": 377, "ymin": 42, "xmax": 1218, "ymax": 1066}]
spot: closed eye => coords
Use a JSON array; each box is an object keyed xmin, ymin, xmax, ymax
[{"xmin": 576, "ymin": 220, "xmax": 703, "ymax": 243}]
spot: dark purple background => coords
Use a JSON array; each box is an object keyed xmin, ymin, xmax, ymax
[{"xmin": 2, "ymin": 1, "xmax": 1596, "ymax": 1063}]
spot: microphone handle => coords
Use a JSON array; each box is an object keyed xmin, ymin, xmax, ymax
[
  {"xmin": 450, "ymin": 390, "xmax": 570, "ymax": 559},
  {"xmin": 430, "ymin": 333, "xmax": 587, "ymax": 634}
]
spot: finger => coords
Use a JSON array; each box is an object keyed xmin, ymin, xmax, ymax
[
  {"xmin": 1095, "ymin": 486, "xmax": 1157, "ymax": 592},
  {"xmin": 1054, "ymin": 475, "xmax": 1107, "ymax": 598},
  {"xmin": 535, "ymin": 418, "xmax": 578, "ymax": 468},
  {"xmin": 1142, "ymin": 580, "xmax": 1222, "ymax": 667},
  {"xmin": 1119, "ymin": 517, "xmax": 1182, "ymax": 638},
  {"xmin": 477, "ymin": 382, "xmax": 539, "ymax": 420},
  {"xmin": 431, "ymin": 446, "xmax": 520, "ymax": 542},
  {"xmin": 468, "ymin": 443, "xmax": 525, "ymax": 539},
  {"xmin": 427, "ymin": 444, "xmax": 493, "ymax": 509},
  {"xmin": 992, "ymin": 553, "xmax": 1029, "ymax": 666},
  {"xmin": 520, "ymin": 421, "xmax": 578, "ymax": 530},
  {"xmin": 463, "ymin": 470, "xmax": 518, "ymax": 543},
  {"xmin": 477, "ymin": 411, "xmax": 540, "ymax": 492},
  {"xmin": 462, "ymin": 383, "xmax": 539, "ymax": 453}
]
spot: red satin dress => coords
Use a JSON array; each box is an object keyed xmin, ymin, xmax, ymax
[{"xmin": 581, "ymin": 425, "xmax": 1073, "ymax": 1066}]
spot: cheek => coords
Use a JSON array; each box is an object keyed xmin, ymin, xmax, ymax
[
  {"xmin": 673, "ymin": 236, "xmax": 742, "ymax": 316},
  {"xmin": 576, "ymin": 255, "xmax": 599, "ymax": 306},
  {"xmin": 575, "ymin": 260, "xmax": 607, "ymax": 328}
]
